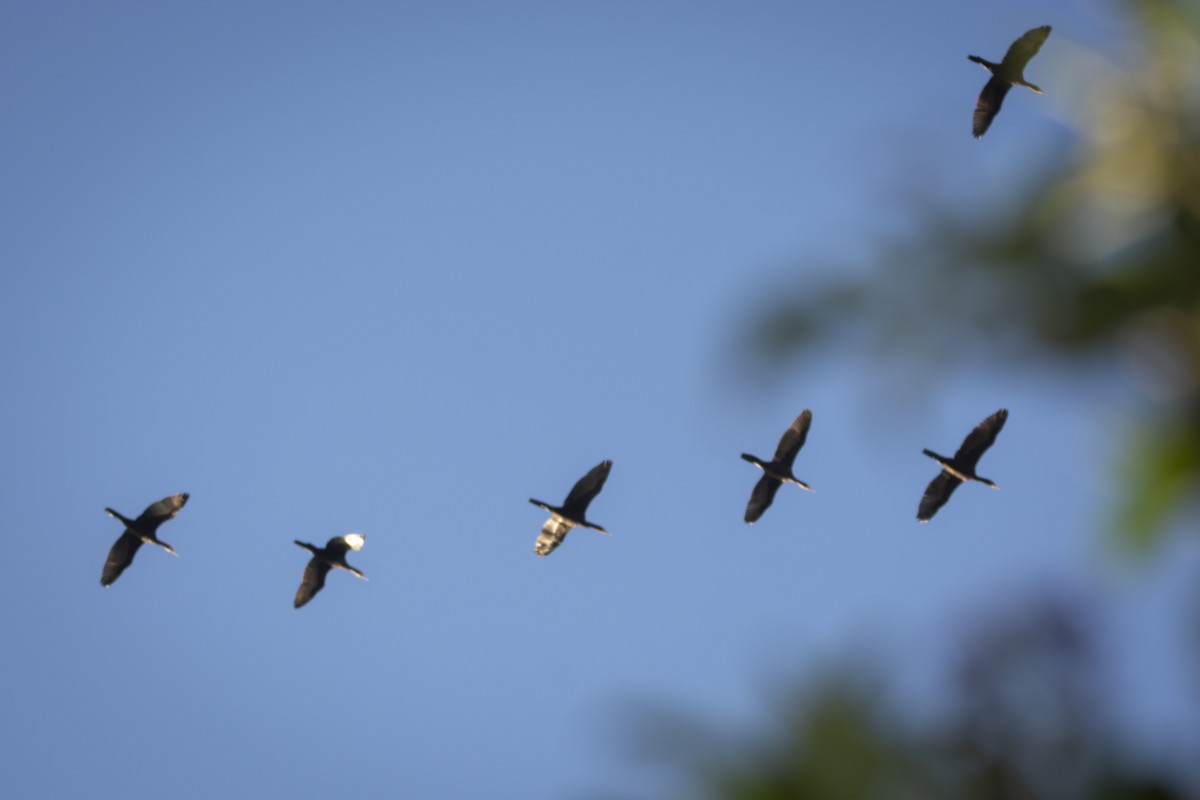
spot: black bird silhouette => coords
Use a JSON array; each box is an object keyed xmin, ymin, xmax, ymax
[
  {"xmin": 529, "ymin": 460, "xmax": 612, "ymax": 556},
  {"xmin": 917, "ymin": 409, "xmax": 1008, "ymax": 522},
  {"xmin": 969, "ymin": 25, "xmax": 1051, "ymax": 138},
  {"xmin": 293, "ymin": 534, "xmax": 368, "ymax": 608},
  {"xmin": 101, "ymin": 493, "xmax": 190, "ymax": 586},
  {"xmin": 741, "ymin": 409, "xmax": 814, "ymax": 523}
]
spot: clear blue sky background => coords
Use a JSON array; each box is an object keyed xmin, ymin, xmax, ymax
[{"xmin": 2, "ymin": 2, "xmax": 1196, "ymax": 798}]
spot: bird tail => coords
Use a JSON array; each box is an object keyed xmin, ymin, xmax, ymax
[
  {"xmin": 105, "ymin": 508, "xmax": 134, "ymax": 526},
  {"xmin": 967, "ymin": 55, "xmax": 995, "ymax": 72},
  {"xmin": 922, "ymin": 449, "xmax": 950, "ymax": 466},
  {"xmin": 294, "ymin": 540, "xmax": 317, "ymax": 554}
]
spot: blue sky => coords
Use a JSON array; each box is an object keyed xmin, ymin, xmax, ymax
[{"xmin": 2, "ymin": 2, "xmax": 1196, "ymax": 798}]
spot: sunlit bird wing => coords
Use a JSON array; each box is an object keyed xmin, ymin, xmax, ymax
[
  {"xmin": 1000, "ymin": 25, "xmax": 1051, "ymax": 71},
  {"xmin": 534, "ymin": 517, "xmax": 574, "ymax": 557}
]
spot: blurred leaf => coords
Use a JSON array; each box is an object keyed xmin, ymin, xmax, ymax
[
  {"xmin": 624, "ymin": 596, "xmax": 1199, "ymax": 800},
  {"xmin": 1116, "ymin": 420, "xmax": 1200, "ymax": 552}
]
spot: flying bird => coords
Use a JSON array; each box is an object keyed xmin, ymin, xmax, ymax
[
  {"xmin": 100, "ymin": 493, "xmax": 190, "ymax": 586},
  {"xmin": 529, "ymin": 460, "xmax": 612, "ymax": 556},
  {"xmin": 917, "ymin": 409, "xmax": 1008, "ymax": 522},
  {"xmin": 292, "ymin": 534, "xmax": 368, "ymax": 608},
  {"xmin": 968, "ymin": 25, "xmax": 1051, "ymax": 138},
  {"xmin": 741, "ymin": 409, "xmax": 814, "ymax": 523}
]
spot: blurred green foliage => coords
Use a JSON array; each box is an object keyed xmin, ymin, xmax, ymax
[
  {"xmin": 623, "ymin": 598, "xmax": 1196, "ymax": 799},
  {"xmin": 745, "ymin": 0, "xmax": 1200, "ymax": 550}
]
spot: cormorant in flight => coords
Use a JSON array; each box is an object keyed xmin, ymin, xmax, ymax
[
  {"xmin": 101, "ymin": 493, "xmax": 190, "ymax": 586},
  {"xmin": 969, "ymin": 26, "xmax": 1051, "ymax": 138},
  {"xmin": 741, "ymin": 410, "xmax": 814, "ymax": 523},
  {"xmin": 293, "ymin": 534, "xmax": 368, "ymax": 608},
  {"xmin": 529, "ymin": 460, "xmax": 612, "ymax": 556},
  {"xmin": 917, "ymin": 409, "xmax": 1008, "ymax": 521}
]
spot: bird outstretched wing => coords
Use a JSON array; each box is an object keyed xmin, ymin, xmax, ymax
[
  {"xmin": 294, "ymin": 559, "xmax": 332, "ymax": 608},
  {"xmin": 534, "ymin": 517, "xmax": 574, "ymax": 556},
  {"xmin": 955, "ymin": 409, "xmax": 1008, "ymax": 465},
  {"xmin": 745, "ymin": 476, "xmax": 782, "ymax": 524},
  {"xmin": 101, "ymin": 530, "xmax": 144, "ymax": 586},
  {"xmin": 773, "ymin": 409, "xmax": 813, "ymax": 466},
  {"xmin": 135, "ymin": 493, "xmax": 189, "ymax": 530},
  {"xmin": 562, "ymin": 460, "xmax": 612, "ymax": 516},
  {"xmin": 917, "ymin": 471, "xmax": 963, "ymax": 522},
  {"xmin": 973, "ymin": 77, "xmax": 1011, "ymax": 138},
  {"xmin": 1000, "ymin": 26, "xmax": 1051, "ymax": 71}
]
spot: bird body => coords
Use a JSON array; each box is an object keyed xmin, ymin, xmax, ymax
[
  {"xmin": 739, "ymin": 454, "xmax": 810, "ymax": 487},
  {"xmin": 741, "ymin": 409, "xmax": 813, "ymax": 524},
  {"xmin": 530, "ymin": 460, "xmax": 612, "ymax": 556},
  {"xmin": 293, "ymin": 534, "xmax": 368, "ymax": 608},
  {"xmin": 920, "ymin": 448, "xmax": 996, "ymax": 486},
  {"xmin": 969, "ymin": 25, "xmax": 1051, "ymax": 137},
  {"xmin": 917, "ymin": 409, "xmax": 1008, "ymax": 521},
  {"xmin": 100, "ymin": 493, "xmax": 190, "ymax": 586}
]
